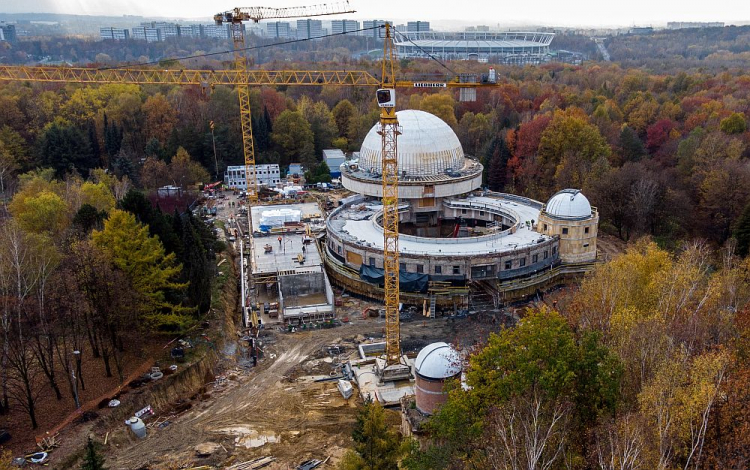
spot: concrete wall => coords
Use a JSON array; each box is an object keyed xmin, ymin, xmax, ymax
[
  {"xmin": 326, "ymin": 230, "xmax": 559, "ymax": 280},
  {"xmin": 415, "ymin": 373, "xmax": 456, "ymax": 415},
  {"xmin": 537, "ymin": 210, "xmax": 598, "ymax": 263}
]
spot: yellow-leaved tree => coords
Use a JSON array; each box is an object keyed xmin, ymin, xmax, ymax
[{"xmin": 92, "ymin": 209, "xmax": 191, "ymax": 331}]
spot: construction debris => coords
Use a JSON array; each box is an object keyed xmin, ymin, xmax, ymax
[
  {"xmin": 225, "ymin": 456, "xmax": 276, "ymax": 469},
  {"xmin": 194, "ymin": 442, "xmax": 222, "ymax": 457}
]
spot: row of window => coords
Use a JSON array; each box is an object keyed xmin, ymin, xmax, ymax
[
  {"xmin": 363, "ymin": 248, "xmax": 556, "ymax": 274},
  {"xmin": 543, "ymin": 223, "xmax": 590, "ymax": 235}
]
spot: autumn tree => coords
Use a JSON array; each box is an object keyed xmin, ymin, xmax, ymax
[
  {"xmin": 92, "ymin": 209, "xmax": 189, "ymax": 332},
  {"xmin": 719, "ymin": 112, "xmax": 747, "ymax": 135},
  {"xmin": 419, "ymin": 93, "xmax": 457, "ymax": 128},
  {"xmin": 412, "ymin": 308, "xmax": 621, "ymax": 468},
  {"xmin": 271, "ymin": 110, "xmax": 315, "ymax": 168},
  {"xmin": 168, "ymin": 147, "xmax": 210, "ymax": 189},
  {"xmin": 142, "ymin": 93, "xmax": 178, "ymax": 144},
  {"xmin": 299, "ymin": 96, "xmax": 338, "ymax": 157},
  {"xmin": 537, "ymin": 109, "xmax": 611, "ymax": 189}
]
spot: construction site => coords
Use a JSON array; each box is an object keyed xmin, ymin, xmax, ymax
[{"xmin": 0, "ymin": 3, "xmax": 607, "ymax": 469}]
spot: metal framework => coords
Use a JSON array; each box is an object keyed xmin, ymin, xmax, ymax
[
  {"xmin": 379, "ymin": 23, "xmax": 402, "ymax": 366},
  {"xmin": 215, "ymin": 2, "xmax": 355, "ymax": 24},
  {"xmin": 0, "ymin": 66, "xmax": 381, "ymax": 86},
  {"xmin": 214, "ymin": 2, "xmax": 354, "ymax": 205}
]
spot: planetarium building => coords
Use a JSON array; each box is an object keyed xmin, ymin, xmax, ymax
[{"xmin": 324, "ymin": 110, "xmax": 598, "ymax": 309}]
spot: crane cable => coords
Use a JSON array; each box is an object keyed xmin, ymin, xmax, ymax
[{"xmin": 97, "ymin": 25, "xmax": 382, "ymax": 71}]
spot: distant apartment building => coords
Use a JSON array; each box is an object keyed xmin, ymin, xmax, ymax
[
  {"xmin": 331, "ymin": 19, "xmax": 359, "ymax": 35},
  {"xmin": 362, "ymin": 20, "xmax": 390, "ymax": 38},
  {"xmin": 100, "ymin": 27, "xmax": 130, "ymax": 40},
  {"xmin": 296, "ymin": 19, "xmax": 323, "ymax": 39},
  {"xmin": 179, "ymin": 24, "xmax": 203, "ymax": 38},
  {"xmin": 0, "ymin": 23, "xmax": 17, "ymax": 43},
  {"xmin": 131, "ymin": 26, "xmax": 162, "ymax": 42},
  {"xmin": 466, "ymin": 25, "xmax": 490, "ymax": 32},
  {"xmin": 225, "ymin": 164, "xmax": 281, "ymax": 189},
  {"xmin": 667, "ymin": 22, "xmax": 724, "ymax": 29},
  {"xmin": 203, "ymin": 24, "xmax": 232, "ymax": 39},
  {"xmin": 407, "ymin": 21, "xmax": 430, "ymax": 32},
  {"xmin": 266, "ymin": 21, "xmax": 293, "ymax": 39}
]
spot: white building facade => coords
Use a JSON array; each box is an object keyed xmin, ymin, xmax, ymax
[{"xmin": 225, "ymin": 164, "xmax": 281, "ymax": 189}]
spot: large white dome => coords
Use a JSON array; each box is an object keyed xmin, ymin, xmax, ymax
[
  {"xmin": 415, "ymin": 342, "xmax": 461, "ymax": 380},
  {"xmin": 358, "ymin": 110, "xmax": 464, "ymax": 178},
  {"xmin": 545, "ymin": 189, "xmax": 592, "ymax": 219}
]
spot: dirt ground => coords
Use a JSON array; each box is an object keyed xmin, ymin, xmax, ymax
[
  {"xmin": 85, "ymin": 310, "xmax": 495, "ymax": 470},
  {"xmin": 0, "ymin": 336, "xmax": 170, "ymax": 455},
  {"xmin": 20, "ymin": 234, "xmax": 628, "ymax": 469}
]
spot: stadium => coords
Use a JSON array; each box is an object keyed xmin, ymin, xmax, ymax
[{"xmin": 394, "ymin": 31, "xmax": 555, "ymax": 64}]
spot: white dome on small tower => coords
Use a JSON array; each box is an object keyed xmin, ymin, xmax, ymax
[
  {"xmin": 545, "ymin": 189, "xmax": 592, "ymax": 219},
  {"xmin": 414, "ymin": 342, "xmax": 461, "ymax": 379},
  {"xmin": 358, "ymin": 110, "xmax": 464, "ymax": 178}
]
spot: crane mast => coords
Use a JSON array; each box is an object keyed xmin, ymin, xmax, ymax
[
  {"xmin": 377, "ymin": 23, "xmax": 402, "ymax": 367},
  {"xmin": 215, "ymin": 1, "xmax": 355, "ymax": 206}
]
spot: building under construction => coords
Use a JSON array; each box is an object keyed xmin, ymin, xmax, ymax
[
  {"xmin": 324, "ymin": 109, "xmax": 599, "ymax": 313},
  {"xmin": 248, "ymin": 202, "xmax": 335, "ymax": 323}
]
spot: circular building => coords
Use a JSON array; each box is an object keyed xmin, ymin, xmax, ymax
[
  {"xmin": 537, "ymin": 189, "xmax": 599, "ymax": 263},
  {"xmin": 325, "ymin": 109, "xmax": 596, "ymax": 306},
  {"xmin": 414, "ymin": 342, "xmax": 461, "ymax": 415}
]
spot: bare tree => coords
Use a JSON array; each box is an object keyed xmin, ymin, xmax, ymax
[
  {"xmin": 595, "ymin": 414, "xmax": 647, "ymax": 470},
  {"xmin": 484, "ymin": 388, "xmax": 571, "ymax": 470},
  {"xmin": 0, "ymin": 222, "xmax": 54, "ymax": 426}
]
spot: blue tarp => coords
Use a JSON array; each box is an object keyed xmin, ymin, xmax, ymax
[{"xmin": 359, "ymin": 265, "xmax": 429, "ymax": 293}]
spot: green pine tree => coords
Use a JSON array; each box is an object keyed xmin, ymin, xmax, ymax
[
  {"xmin": 340, "ymin": 399, "xmax": 401, "ymax": 470},
  {"xmin": 81, "ymin": 438, "xmax": 106, "ymax": 470}
]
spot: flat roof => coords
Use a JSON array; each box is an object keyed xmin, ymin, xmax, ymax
[
  {"xmin": 396, "ymin": 39, "xmax": 549, "ymax": 49},
  {"xmin": 250, "ymin": 202, "xmax": 323, "ymax": 275},
  {"xmin": 329, "ymin": 194, "xmax": 550, "ymax": 256}
]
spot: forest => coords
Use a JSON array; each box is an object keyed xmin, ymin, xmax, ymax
[{"xmin": 0, "ymin": 43, "xmax": 749, "ymax": 467}]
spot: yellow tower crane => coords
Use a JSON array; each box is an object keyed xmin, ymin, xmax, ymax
[
  {"xmin": 374, "ymin": 23, "xmax": 410, "ymax": 380},
  {"xmin": 0, "ymin": 18, "xmax": 500, "ymax": 352},
  {"xmin": 213, "ymin": 1, "xmax": 355, "ymax": 204}
]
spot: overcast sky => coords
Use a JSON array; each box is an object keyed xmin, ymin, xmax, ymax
[{"xmin": 2, "ymin": 0, "xmax": 748, "ymax": 28}]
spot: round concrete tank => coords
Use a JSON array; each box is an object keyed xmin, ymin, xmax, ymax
[{"xmin": 414, "ymin": 342, "xmax": 461, "ymax": 415}]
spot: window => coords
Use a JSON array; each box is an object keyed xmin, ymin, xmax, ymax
[
  {"xmin": 479, "ymin": 211, "xmax": 485, "ymax": 216},
  {"xmin": 583, "ymin": 243, "xmax": 590, "ymax": 248},
  {"xmin": 369, "ymin": 257, "xmax": 375, "ymax": 267},
  {"xmin": 337, "ymin": 245, "xmax": 342, "ymax": 254},
  {"xmin": 416, "ymin": 265, "xmax": 423, "ymax": 274},
  {"xmin": 543, "ymin": 224, "xmax": 548, "ymax": 231},
  {"xmin": 585, "ymin": 227, "xmax": 590, "ymax": 234},
  {"xmin": 520, "ymin": 257, "xmax": 526, "ymax": 267},
  {"xmin": 562, "ymin": 227, "xmax": 569, "ymax": 235},
  {"xmin": 461, "ymin": 209, "xmax": 467, "ymax": 214},
  {"xmin": 435, "ymin": 266, "xmax": 442, "ymax": 274},
  {"xmin": 452, "ymin": 266, "xmax": 460, "ymax": 275},
  {"xmin": 553, "ymin": 246, "xmax": 557, "ymax": 254},
  {"xmin": 532, "ymin": 254, "xmax": 538, "ymax": 263},
  {"xmin": 505, "ymin": 260, "xmax": 512, "ymax": 270}
]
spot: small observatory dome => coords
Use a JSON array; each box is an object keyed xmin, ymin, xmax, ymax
[
  {"xmin": 414, "ymin": 342, "xmax": 461, "ymax": 415},
  {"xmin": 544, "ymin": 189, "xmax": 592, "ymax": 219},
  {"xmin": 358, "ymin": 110, "xmax": 464, "ymax": 178},
  {"xmin": 415, "ymin": 342, "xmax": 462, "ymax": 379}
]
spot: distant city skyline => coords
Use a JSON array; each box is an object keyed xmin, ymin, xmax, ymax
[{"xmin": 1, "ymin": 0, "xmax": 748, "ymax": 29}]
